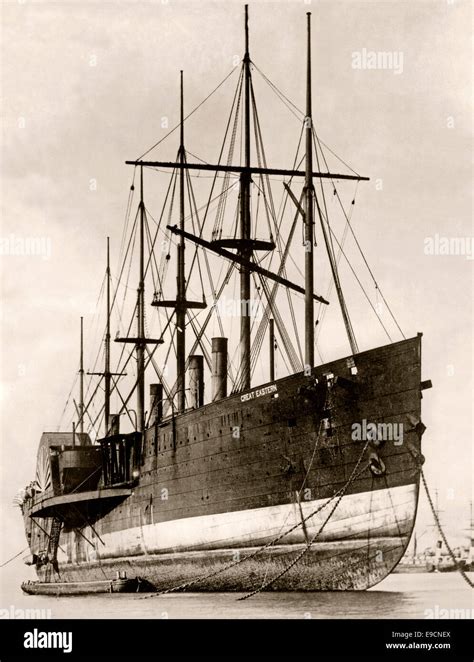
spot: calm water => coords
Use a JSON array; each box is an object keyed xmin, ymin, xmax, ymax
[{"xmin": 1, "ymin": 560, "xmax": 472, "ymax": 620}]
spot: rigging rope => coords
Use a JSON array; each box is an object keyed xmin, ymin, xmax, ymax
[
  {"xmin": 312, "ymin": 128, "xmax": 405, "ymax": 340},
  {"xmin": 56, "ymin": 373, "xmax": 78, "ymax": 431},
  {"xmin": 136, "ymin": 68, "xmax": 238, "ymax": 161},
  {"xmin": 311, "ymin": 129, "xmax": 359, "ymax": 355},
  {"xmin": 118, "ymin": 170, "xmax": 136, "ymax": 272},
  {"xmin": 212, "ymin": 68, "xmax": 243, "ymax": 240},
  {"xmin": 232, "ymin": 78, "xmax": 306, "ymax": 388},
  {"xmin": 0, "ymin": 547, "xmax": 30, "ymax": 568},
  {"xmin": 326, "ymin": 224, "xmax": 393, "ymax": 342},
  {"xmin": 246, "ymin": 196, "xmax": 303, "ymax": 382},
  {"xmin": 315, "ymin": 182, "xmax": 358, "ymax": 338},
  {"xmin": 252, "ymin": 62, "xmax": 304, "ymax": 122},
  {"xmin": 253, "ymin": 61, "xmax": 361, "ymax": 178}
]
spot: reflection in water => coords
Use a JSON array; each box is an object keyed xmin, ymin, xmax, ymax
[{"xmin": 1, "ymin": 562, "xmax": 472, "ymax": 620}]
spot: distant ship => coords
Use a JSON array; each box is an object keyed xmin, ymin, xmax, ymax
[
  {"xmin": 18, "ymin": 6, "xmax": 430, "ymax": 593},
  {"xmin": 396, "ymin": 500, "xmax": 473, "ymax": 573}
]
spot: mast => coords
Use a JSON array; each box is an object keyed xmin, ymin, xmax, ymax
[
  {"xmin": 150, "ymin": 74, "xmax": 205, "ymax": 409},
  {"xmin": 132, "ymin": 10, "xmax": 370, "ymax": 399},
  {"xmin": 239, "ymin": 3, "xmax": 252, "ymax": 391},
  {"xmin": 304, "ymin": 12, "xmax": 314, "ymax": 370},
  {"xmin": 79, "ymin": 316, "xmax": 84, "ymax": 434},
  {"xmin": 176, "ymin": 70, "xmax": 186, "ymax": 413},
  {"xmin": 115, "ymin": 170, "xmax": 163, "ymax": 430},
  {"xmin": 104, "ymin": 236, "xmax": 111, "ymax": 434},
  {"xmin": 89, "ymin": 237, "xmax": 130, "ymax": 436},
  {"xmin": 137, "ymin": 166, "xmax": 145, "ymax": 432},
  {"xmin": 269, "ymin": 318, "xmax": 275, "ymax": 382}
]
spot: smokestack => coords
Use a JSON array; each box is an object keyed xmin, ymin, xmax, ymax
[
  {"xmin": 189, "ymin": 355, "xmax": 204, "ymax": 409},
  {"xmin": 110, "ymin": 414, "xmax": 120, "ymax": 436},
  {"xmin": 149, "ymin": 383, "xmax": 163, "ymax": 425},
  {"xmin": 212, "ymin": 337, "xmax": 228, "ymax": 401}
]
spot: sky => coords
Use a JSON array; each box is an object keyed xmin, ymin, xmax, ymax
[{"xmin": 0, "ymin": 0, "xmax": 472, "ymax": 578}]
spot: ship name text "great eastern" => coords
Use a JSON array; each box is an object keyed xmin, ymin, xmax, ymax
[{"xmin": 240, "ymin": 384, "xmax": 278, "ymax": 402}]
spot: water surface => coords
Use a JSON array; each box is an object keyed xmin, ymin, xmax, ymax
[{"xmin": 1, "ymin": 561, "xmax": 472, "ymax": 620}]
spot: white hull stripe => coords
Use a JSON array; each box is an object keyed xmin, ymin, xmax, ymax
[{"xmin": 59, "ymin": 483, "xmax": 416, "ymax": 563}]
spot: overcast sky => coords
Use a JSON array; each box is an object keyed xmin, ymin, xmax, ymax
[{"xmin": 1, "ymin": 0, "xmax": 472, "ymax": 575}]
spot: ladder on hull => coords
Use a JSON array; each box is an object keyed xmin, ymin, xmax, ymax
[{"xmin": 44, "ymin": 517, "xmax": 62, "ymax": 581}]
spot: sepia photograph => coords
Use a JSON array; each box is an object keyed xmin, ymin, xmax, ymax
[{"xmin": 0, "ymin": 0, "xmax": 472, "ymax": 658}]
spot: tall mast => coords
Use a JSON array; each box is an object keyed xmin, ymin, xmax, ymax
[
  {"xmin": 269, "ymin": 318, "xmax": 275, "ymax": 382},
  {"xmin": 89, "ymin": 237, "xmax": 130, "ymax": 436},
  {"xmin": 137, "ymin": 166, "xmax": 145, "ymax": 432},
  {"xmin": 176, "ymin": 70, "xmax": 186, "ymax": 413},
  {"xmin": 79, "ymin": 316, "xmax": 84, "ymax": 434},
  {"xmin": 150, "ymin": 73, "xmax": 205, "ymax": 408},
  {"xmin": 104, "ymin": 236, "xmax": 111, "ymax": 434},
  {"xmin": 239, "ymin": 3, "xmax": 252, "ymax": 390},
  {"xmin": 115, "ymin": 172, "xmax": 163, "ymax": 428},
  {"xmin": 304, "ymin": 12, "xmax": 314, "ymax": 370}
]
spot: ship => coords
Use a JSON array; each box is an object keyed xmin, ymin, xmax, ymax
[
  {"xmin": 396, "ymin": 500, "xmax": 473, "ymax": 574},
  {"xmin": 18, "ymin": 5, "xmax": 431, "ymax": 593}
]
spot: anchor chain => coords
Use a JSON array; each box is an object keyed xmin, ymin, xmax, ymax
[
  {"xmin": 406, "ymin": 443, "xmax": 473, "ymax": 589},
  {"xmin": 238, "ymin": 439, "xmax": 370, "ymax": 600},
  {"xmin": 141, "ymin": 385, "xmax": 327, "ymax": 598},
  {"xmin": 141, "ymin": 440, "xmax": 370, "ymax": 599},
  {"xmin": 420, "ymin": 469, "xmax": 473, "ymax": 589}
]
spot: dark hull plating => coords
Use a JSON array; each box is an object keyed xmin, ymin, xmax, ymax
[{"xmin": 23, "ymin": 336, "xmax": 424, "ymax": 591}]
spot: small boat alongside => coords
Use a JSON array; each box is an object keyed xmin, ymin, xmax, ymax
[{"xmin": 21, "ymin": 574, "xmax": 150, "ymax": 596}]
